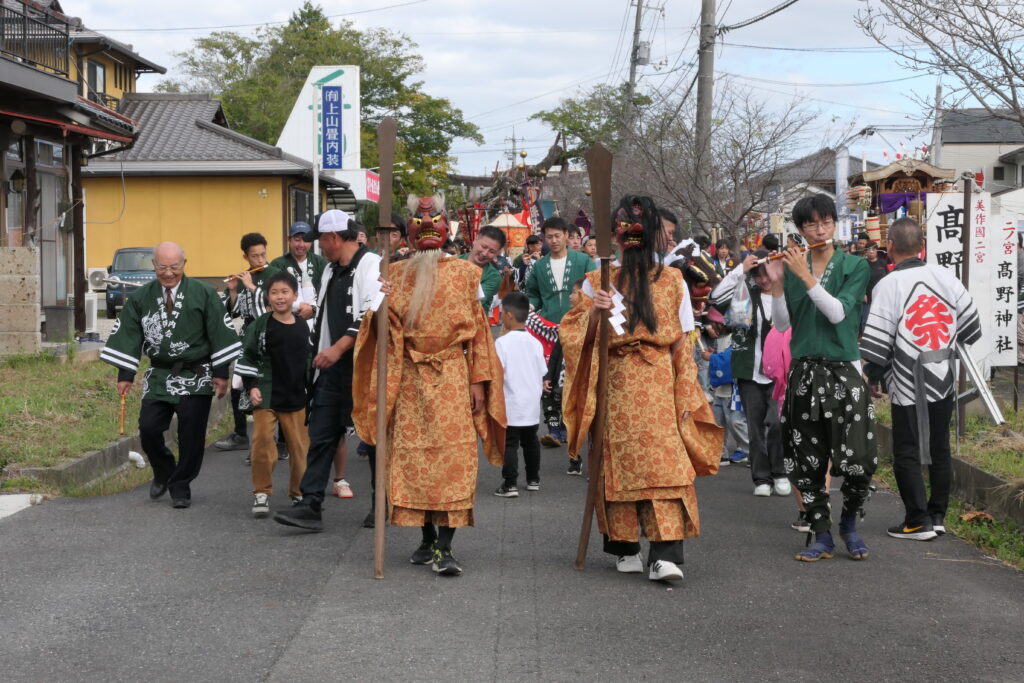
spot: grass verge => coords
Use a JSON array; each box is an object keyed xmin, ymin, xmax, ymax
[
  {"xmin": 0, "ymin": 353, "xmax": 145, "ymax": 470},
  {"xmin": 872, "ymin": 396, "xmax": 1024, "ymax": 482}
]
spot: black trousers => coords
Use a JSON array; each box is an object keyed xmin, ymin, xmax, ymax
[
  {"xmin": 738, "ymin": 379, "xmax": 784, "ymax": 486},
  {"xmin": 298, "ymin": 362, "xmax": 353, "ymax": 507},
  {"xmin": 139, "ymin": 395, "xmax": 213, "ymax": 500},
  {"xmin": 502, "ymin": 424, "xmax": 541, "ymax": 485},
  {"xmin": 603, "ymin": 536, "xmax": 684, "ymax": 565},
  {"xmin": 891, "ymin": 396, "xmax": 954, "ymax": 527}
]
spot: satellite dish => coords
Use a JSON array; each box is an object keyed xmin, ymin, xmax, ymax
[{"xmin": 87, "ymin": 268, "xmax": 108, "ymax": 291}]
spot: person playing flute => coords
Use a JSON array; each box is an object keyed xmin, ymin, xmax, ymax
[{"xmin": 766, "ymin": 194, "xmax": 877, "ymax": 562}]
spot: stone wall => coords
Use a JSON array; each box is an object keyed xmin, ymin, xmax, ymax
[{"xmin": 0, "ymin": 247, "xmax": 41, "ymax": 356}]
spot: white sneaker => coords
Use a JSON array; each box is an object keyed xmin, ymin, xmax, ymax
[
  {"xmin": 333, "ymin": 479, "xmax": 354, "ymax": 499},
  {"xmin": 615, "ymin": 553, "xmax": 644, "ymax": 573},
  {"xmin": 648, "ymin": 560, "xmax": 684, "ymax": 582},
  {"xmin": 251, "ymin": 493, "xmax": 270, "ymax": 518},
  {"xmin": 773, "ymin": 478, "xmax": 792, "ymax": 496},
  {"xmin": 753, "ymin": 483, "xmax": 772, "ymax": 497}
]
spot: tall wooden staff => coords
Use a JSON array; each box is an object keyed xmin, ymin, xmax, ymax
[
  {"xmin": 575, "ymin": 143, "xmax": 613, "ymax": 570},
  {"xmin": 373, "ymin": 116, "xmax": 398, "ymax": 579}
]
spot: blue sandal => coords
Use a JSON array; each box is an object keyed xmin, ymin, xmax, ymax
[{"xmin": 794, "ymin": 541, "xmax": 834, "ymax": 562}]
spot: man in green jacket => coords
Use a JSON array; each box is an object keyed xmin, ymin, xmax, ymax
[
  {"xmin": 525, "ymin": 217, "xmax": 596, "ymax": 323},
  {"xmin": 526, "ymin": 216, "xmax": 596, "ymax": 449},
  {"xmin": 460, "ymin": 225, "xmax": 506, "ymax": 311}
]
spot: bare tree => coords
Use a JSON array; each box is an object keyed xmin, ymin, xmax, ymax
[
  {"xmin": 621, "ymin": 78, "xmax": 823, "ymax": 239},
  {"xmin": 857, "ymin": 0, "xmax": 1024, "ymax": 125}
]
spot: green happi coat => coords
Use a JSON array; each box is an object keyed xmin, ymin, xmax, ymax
[
  {"xmin": 100, "ymin": 276, "xmax": 242, "ymax": 403},
  {"xmin": 270, "ymin": 252, "xmax": 328, "ymax": 298}
]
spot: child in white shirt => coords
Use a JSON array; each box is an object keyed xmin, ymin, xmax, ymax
[{"xmin": 493, "ymin": 292, "xmax": 548, "ymax": 498}]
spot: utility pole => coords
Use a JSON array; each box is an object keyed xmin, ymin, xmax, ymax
[
  {"xmin": 504, "ymin": 127, "xmax": 525, "ymax": 167},
  {"xmin": 694, "ymin": 0, "xmax": 716, "ymax": 233},
  {"xmin": 624, "ymin": 0, "xmax": 645, "ymax": 131},
  {"xmin": 930, "ymin": 82, "xmax": 943, "ymax": 167}
]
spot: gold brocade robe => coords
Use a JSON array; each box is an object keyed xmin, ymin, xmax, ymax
[
  {"xmin": 352, "ymin": 257, "xmax": 506, "ymax": 520},
  {"xmin": 560, "ymin": 266, "xmax": 722, "ymax": 538}
]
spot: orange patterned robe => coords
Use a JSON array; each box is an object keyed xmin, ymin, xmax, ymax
[
  {"xmin": 352, "ymin": 257, "xmax": 506, "ymax": 528},
  {"xmin": 561, "ymin": 266, "xmax": 722, "ymax": 543}
]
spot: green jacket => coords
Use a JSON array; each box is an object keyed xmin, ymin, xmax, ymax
[
  {"xmin": 100, "ymin": 276, "xmax": 241, "ymax": 403},
  {"xmin": 784, "ymin": 248, "xmax": 869, "ymax": 362},
  {"xmin": 525, "ymin": 249, "xmax": 596, "ymax": 323},
  {"xmin": 459, "ymin": 253, "xmax": 502, "ymax": 309},
  {"xmin": 269, "ymin": 251, "xmax": 328, "ymax": 296}
]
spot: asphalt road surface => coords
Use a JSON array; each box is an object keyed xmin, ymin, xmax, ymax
[{"xmin": 1, "ymin": 436, "xmax": 1022, "ymax": 682}]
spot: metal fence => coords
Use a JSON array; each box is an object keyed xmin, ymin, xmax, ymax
[{"xmin": 0, "ymin": 1, "xmax": 70, "ymax": 78}]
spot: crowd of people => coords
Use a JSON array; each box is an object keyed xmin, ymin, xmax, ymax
[{"xmin": 100, "ymin": 189, "xmax": 980, "ymax": 580}]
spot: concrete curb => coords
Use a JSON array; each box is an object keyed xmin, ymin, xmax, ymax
[
  {"xmin": 874, "ymin": 423, "xmax": 1024, "ymax": 527},
  {"xmin": 14, "ymin": 394, "xmax": 229, "ymax": 490}
]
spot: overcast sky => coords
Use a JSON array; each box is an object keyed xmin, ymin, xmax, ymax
[{"xmin": 71, "ymin": 0, "xmax": 937, "ymax": 174}]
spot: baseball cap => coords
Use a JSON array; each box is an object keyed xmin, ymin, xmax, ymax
[
  {"xmin": 289, "ymin": 221, "xmax": 311, "ymax": 237},
  {"xmin": 303, "ymin": 209, "xmax": 351, "ymax": 242}
]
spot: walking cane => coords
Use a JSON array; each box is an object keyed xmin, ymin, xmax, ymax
[
  {"xmin": 575, "ymin": 143, "xmax": 613, "ymax": 570},
  {"xmin": 373, "ymin": 117, "xmax": 398, "ymax": 579},
  {"xmin": 119, "ymin": 394, "xmax": 126, "ymax": 436}
]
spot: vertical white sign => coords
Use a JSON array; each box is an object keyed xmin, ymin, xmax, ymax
[
  {"xmin": 926, "ymin": 192, "xmax": 1016, "ymax": 372},
  {"xmin": 277, "ymin": 66, "xmax": 361, "ymax": 171}
]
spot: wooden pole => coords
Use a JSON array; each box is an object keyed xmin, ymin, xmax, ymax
[
  {"xmin": 373, "ymin": 117, "xmax": 398, "ymax": 579},
  {"xmin": 957, "ymin": 173, "xmax": 973, "ymax": 437},
  {"xmin": 575, "ymin": 143, "xmax": 613, "ymax": 570}
]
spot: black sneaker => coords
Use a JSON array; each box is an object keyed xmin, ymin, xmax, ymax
[
  {"xmin": 362, "ymin": 511, "xmax": 375, "ymax": 528},
  {"xmin": 410, "ymin": 541, "xmax": 435, "ymax": 565},
  {"xmin": 526, "ymin": 481, "xmax": 540, "ymax": 491},
  {"xmin": 931, "ymin": 513, "xmax": 946, "ymax": 536},
  {"xmin": 277, "ymin": 443, "xmax": 289, "ymax": 461},
  {"xmin": 567, "ymin": 459, "xmax": 583, "ymax": 476},
  {"xmin": 273, "ymin": 504, "xmax": 323, "ymax": 532},
  {"xmin": 790, "ymin": 511, "xmax": 810, "ymax": 533},
  {"xmin": 431, "ymin": 548, "xmax": 463, "ymax": 576},
  {"xmin": 494, "ymin": 484, "xmax": 519, "ymax": 498},
  {"xmin": 886, "ymin": 522, "xmax": 938, "ymax": 541},
  {"xmin": 214, "ymin": 433, "xmax": 249, "ymax": 451}
]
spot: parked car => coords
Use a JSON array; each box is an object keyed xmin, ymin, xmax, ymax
[{"xmin": 105, "ymin": 247, "xmax": 155, "ymax": 318}]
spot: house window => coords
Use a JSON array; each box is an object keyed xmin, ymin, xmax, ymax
[
  {"xmin": 291, "ymin": 187, "xmax": 313, "ymax": 225},
  {"xmin": 993, "ymin": 166, "xmax": 1005, "ymax": 181},
  {"xmin": 87, "ymin": 61, "xmax": 106, "ymax": 102}
]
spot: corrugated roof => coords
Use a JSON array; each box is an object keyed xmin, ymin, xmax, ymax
[
  {"xmin": 940, "ymin": 109, "xmax": 1024, "ymax": 144},
  {"xmin": 68, "ymin": 27, "xmax": 166, "ymax": 74}
]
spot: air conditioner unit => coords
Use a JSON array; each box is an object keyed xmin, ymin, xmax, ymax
[
  {"xmin": 87, "ymin": 267, "xmax": 108, "ymax": 291},
  {"xmin": 84, "ymin": 292, "xmax": 98, "ymax": 334}
]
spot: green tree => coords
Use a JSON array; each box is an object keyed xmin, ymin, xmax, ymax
[
  {"xmin": 530, "ymin": 84, "xmax": 647, "ymax": 161},
  {"xmin": 158, "ymin": 2, "xmax": 481, "ymax": 195}
]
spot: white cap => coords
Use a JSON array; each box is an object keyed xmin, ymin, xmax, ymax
[{"xmin": 318, "ymin": 209, "xmax": 351, "ymax": 233}]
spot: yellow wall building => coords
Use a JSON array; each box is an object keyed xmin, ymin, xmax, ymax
[{"xmin": 83, "ymin": 93, "xmax": 349, "ymax": 278}]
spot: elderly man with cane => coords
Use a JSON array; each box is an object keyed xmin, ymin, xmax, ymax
[{"xmin": 100, "ymin": 242, "xmax": 241, "ymax": 508}]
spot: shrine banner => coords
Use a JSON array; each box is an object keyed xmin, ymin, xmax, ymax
[{"xmin": 925, "ymin": 192, "xmax": 1016, "ymax": 372}]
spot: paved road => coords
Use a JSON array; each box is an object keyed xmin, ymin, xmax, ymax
[{"xmin": 1, "ymin": 437, "xmax": 1022, "ymax": 682}]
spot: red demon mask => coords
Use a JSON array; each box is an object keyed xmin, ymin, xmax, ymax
[
  {"xmin": 614, "ymin": 204, "xmax": 645, "ymax": 250},
  {"xmin": 407, "ymin": 194, "xmax": 448, "ymax": 250}
]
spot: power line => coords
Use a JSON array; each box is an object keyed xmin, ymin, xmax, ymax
[
  {"xmin": 725, "ymin": 72, "xmax": 929, "ymax": 88},
  {"xmin": 93, "ymin": 0, "xmax": 429, "ymax": 32},
  {"xmin": 718, "ymin": 0, "xmax": 800, "ymax": 33}
]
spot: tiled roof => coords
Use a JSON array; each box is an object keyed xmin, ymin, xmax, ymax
[
  {"xmin": 940, "ymin": 109, "xmax": 1024, "ymax": 145},
  {"xmin": 113, "ymin": 93, "xmax": 274, "ymax": 162}
]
